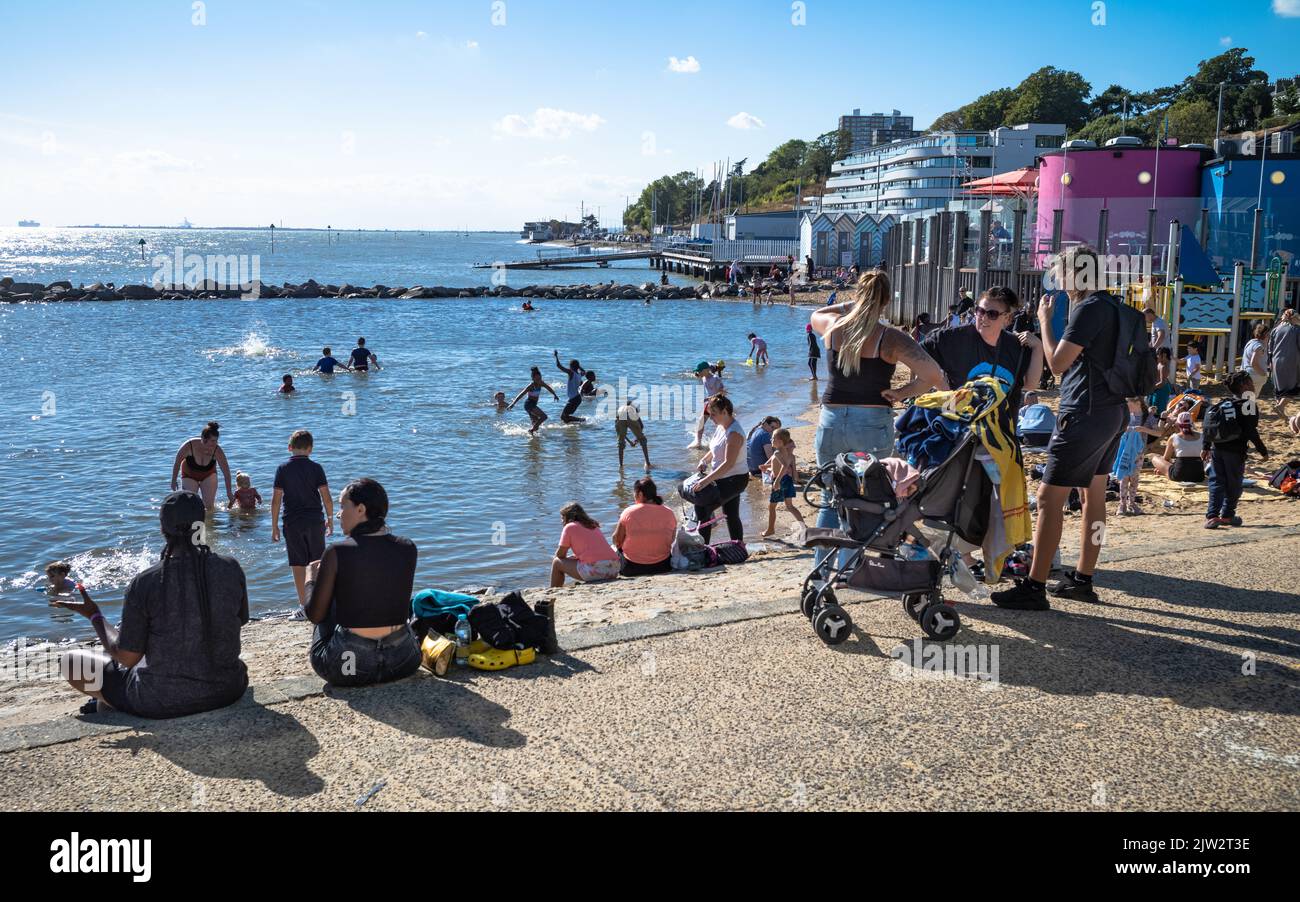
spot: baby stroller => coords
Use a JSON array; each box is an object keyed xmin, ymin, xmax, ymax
[{"xmin": 799, "ymin": 416, "xmax": 1002, "ymax": 646}]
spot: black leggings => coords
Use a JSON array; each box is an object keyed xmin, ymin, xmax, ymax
[
  {"xmin": 808, "ymin": 356, "xmax": 819, "ymax": 379},
  {"xmin": 695, "ymin": 473, "xmax": 750, "ymax": 542}
]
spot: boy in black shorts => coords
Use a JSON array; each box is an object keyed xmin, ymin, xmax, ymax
[
  {"xmin": 271, "ymin": 430, "xmax": 333, "ymax": 606},
  {"xmin": 993, "ymin": 245, "xmax": 1126, "ymax": 610}
]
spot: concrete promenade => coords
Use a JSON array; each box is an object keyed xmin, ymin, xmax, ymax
[{"xmin": 1, "ymin": 512, "xmax": 1296, "ymax": 812}]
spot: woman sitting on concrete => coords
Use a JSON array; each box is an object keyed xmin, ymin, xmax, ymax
[
  {"xmin": 54, "ymin": 491, "xmax": 250, "ymax": 718},
  {"xmin": 613, "ymin": 478, "xmax": 678, "ymax": 577},
  {"xmin": 304, "ymin": 478, "xmax": 421, "ymax": 687}
]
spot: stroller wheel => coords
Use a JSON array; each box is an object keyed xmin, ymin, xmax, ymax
[
  {"xmin": 920, "ymin": 604, "xmax": 961, "ymax": 642},
  {"xmin": 902, "ymin": 593, "xmax": 927, "ymax": 623},
  {"xmin": 812, "ymin": 604, "xmax": 853, "ymax": 646},
  {"xmin": 815, "ymin": 585, "xmax": 838, "ymax": 612},
  {"xmin": 800, "ymin": 582, "xmax": 822, "ymax": 619}
]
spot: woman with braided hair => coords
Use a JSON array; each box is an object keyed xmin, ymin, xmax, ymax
[{"xmin": 54, "ymin": 491, "xmax": 250, "ymax": 717}]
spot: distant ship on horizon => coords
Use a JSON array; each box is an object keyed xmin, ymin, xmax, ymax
[{"xmin": 18, "ymin": 220, "xmax": 40, "ymax": 227}]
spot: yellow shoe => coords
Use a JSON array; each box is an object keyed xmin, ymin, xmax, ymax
[
  {"xmin": 420, "ymin": 635, "xmax": 455, "ymax": 677},
  {"xmin": 467, "ymin": 639, "xmax": 491, "ymax": 655},
  {"xmin": 468, "ymin": 647, "xmax": 537, "ymax": 671}
]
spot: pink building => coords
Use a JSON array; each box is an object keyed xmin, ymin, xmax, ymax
[{"xmin": 1034, "ymin": 145, "xmax": 1208, "ymax": 264}]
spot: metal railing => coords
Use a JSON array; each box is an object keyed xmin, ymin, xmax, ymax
[{"xmin": 656, "ymin": 238, "xmax": 800, "ymax": 263}]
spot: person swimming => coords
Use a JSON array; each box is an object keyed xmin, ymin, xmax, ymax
[
  {"xmin": 279, "ymin": 374, "xmax": 296, "ymax": 394},
  {"xmin": 493, "ymin": 391, "xmax": 508, "ymax": 410},
  {"xmin": 313, "ymin": 347, "xmax": 351, "ymax": 374},
  {"xmin": 349, "ymin": 338, "xmax": 380, "ymax": 372}
]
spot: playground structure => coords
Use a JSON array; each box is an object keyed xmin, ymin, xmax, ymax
[{"xmin": 1133, "ymin": 222, "xmax": 1288, "ymax": 385}]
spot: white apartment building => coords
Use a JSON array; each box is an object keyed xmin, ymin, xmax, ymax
[{"xmin": 819, "ymin": 123, "xmax": 1066, "ymax": 216}]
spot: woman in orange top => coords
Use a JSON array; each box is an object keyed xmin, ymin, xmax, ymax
[{"xmin": 613, "ymin": 478, "xmax": 678, "ymax": 577}]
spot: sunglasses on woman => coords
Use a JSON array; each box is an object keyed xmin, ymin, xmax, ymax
[{"xmin": 974, "ymin": 305, "xmax": 1006, "ymax": 320}]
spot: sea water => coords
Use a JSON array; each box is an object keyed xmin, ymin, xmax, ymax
[{"xmin": 0, "ymin": 276, "xmax": 819, "ymax": 643}]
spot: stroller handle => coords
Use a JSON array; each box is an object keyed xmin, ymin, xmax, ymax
[{"xmin": 801, "ymin": 459, "xmax": 840, "ymax": 510}]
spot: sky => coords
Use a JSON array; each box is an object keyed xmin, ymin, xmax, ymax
[{"xmin": 1, "ymin": 0, "xmax": 1297, "ymax": 231}]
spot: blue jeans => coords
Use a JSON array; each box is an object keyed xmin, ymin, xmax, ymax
[
  {"xmin": 814, "ymin": 405, "xmax": 896, "ymax": 565},
  {"xmin": 1206, "ymin": 448, "xmax": 1245, "ymax": 520},
  {"xmin": 311, "ymin": 618, "xmax": 421, "ymax": 687}
]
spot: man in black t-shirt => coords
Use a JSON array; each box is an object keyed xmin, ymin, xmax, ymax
[
  {"xmin": 921, "ymin": 286, "xmax": 1042, "ymax": 417},
  {"xmin": 993, "ymin": 246, "xmax": 1126, "ymax": 611}
]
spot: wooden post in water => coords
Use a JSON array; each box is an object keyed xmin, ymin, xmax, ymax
[
  {"xmin": 270, "ymin": 223, "xmax": 276, "ymax": 254},
  {"xmin": 138, "ymin": 238, "xmax": 146, "ymax": 262}
]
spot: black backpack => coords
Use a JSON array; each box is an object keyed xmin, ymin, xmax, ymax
[
  {"xmin": 1203, "ymin": 399, "xmax": 1243, "ymax": 445},
  {"xmin": 1102, "ymin": 294, "xmax": 1159, "ymax": 398},
  {"xmin": 467, "ymin": 591, "xmax": 551, "ymax": 650}
]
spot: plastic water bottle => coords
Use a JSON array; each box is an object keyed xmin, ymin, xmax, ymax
[
  {"xmin": 454, "ymin": 614, "xmax": 472, "ymax": 666},
  {"xmin": 950, "ymin": 557, "xmax": 979, "ymax": 596},
  {"xmin": 898, "ymin": 542, "xmax": 931, "ymax": 561}
]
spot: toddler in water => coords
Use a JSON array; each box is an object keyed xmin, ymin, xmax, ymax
[
  {"xmin": 44, "ymin": 561, "xmax": 76, "ymax": 596},
  {"xmin": 229, "ymin": 471, "xmax": 263, "ymax": 512},
  {"xmin": 279, "ymin": 374, "xmax": 297, "ymax": 395},
  {"xmin": 493, "ymin": 391, "xmax": 508, "ymax": 410},
  {"xmin": 760, "ymin": 429, "xmax": 806, "ymax": 537}
]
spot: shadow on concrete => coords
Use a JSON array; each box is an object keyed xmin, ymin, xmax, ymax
[
  {"xmin": 1103, "ymin": 568, "xmax": 1300, "ymax": 621},
  {"xmin": 105, "ymin": 703, "xmax": 324, "ymax": 798},
  {"xmin": 956, "ymin": 595, "xmax": 1300, "ymax": 715},
  {"xmin": 325, "ymin": 675, "xmax": 525, "ymax": 749}
]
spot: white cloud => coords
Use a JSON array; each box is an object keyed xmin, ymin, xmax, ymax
[
  {"xmin": 530, "ymin": 155, "xmax": 577, "ymax": 168},
  {"xmin": 112, "ymin": 149, "xmax": 199, "ymax": 173},
  {"xmin": 493, "ymin": 108, "xmax": 605, "ymax": 139},
  {"xmin": 415, "ymin": 31, "xmax": 427, "ymax": 39},
  {"xmin": 1275, "ymin": 0, "xmax": 1300, "ymax": 16},
  {"xmin": 466, "ymin": 40, "xmax": 479, "ymax": 49},
  {"xmin": 1219, "ymin": 35, "xmax": 1232, "ymax": 47},
  {"xmin": 667, "ymin": 55, "xmax": 701, "ymax": 74},
  {"xmin": 727, "ymin": 112, "xmax": 765, "ymax": 130}
]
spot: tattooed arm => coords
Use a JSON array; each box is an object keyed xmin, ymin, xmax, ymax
[{"xmin": 880, "ymin": 328, "xmax": 946, "ymax": 403}]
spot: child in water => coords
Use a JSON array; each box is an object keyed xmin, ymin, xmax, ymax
[
  {"xmin": 44, "ymin": 561, "xmax": 76, "ymax": 596},
  {"xmin": 580, "ymin": 371, "xmax": 606, "ymax": 398},
  {"xmin": 279, "ymin": 374, "xmax": 296, "ymax": 395},
  {"xmin": 760, "ymin": 429, "xmax": 806, "ymax": 537},
  {"xmin": 229, "ymin": 471, "xmax": 263, "ymax": 512},
  {"xmin": 494, "ymin": 391, "xmax": 508, "ymax": 410}
]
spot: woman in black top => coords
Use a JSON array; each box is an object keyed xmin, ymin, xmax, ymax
[
  {"xmin": 54, "ymin": 491, "xmax": 250, "ymax": 718},
  {"xmin": 304, "ymin": 478, "xmax": 420, "ymax": 687}
]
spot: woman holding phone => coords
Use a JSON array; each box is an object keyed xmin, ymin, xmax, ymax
[{"xmin": 53, "ymin": 491, "xmax": 250, "ymax": 718}]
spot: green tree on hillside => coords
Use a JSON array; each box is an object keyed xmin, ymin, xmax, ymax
[{"xmin": 1002, "ymin": 67, "xmax": 1092, "ymax": 131}]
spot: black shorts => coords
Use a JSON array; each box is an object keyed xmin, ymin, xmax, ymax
[
  {"xmin": 1042, "ymin": 405, "xmax": 1126, "ymax": 488},
  {"xmin": 284, "ymin": 520, "xmax": 326, "ymax": 567}
]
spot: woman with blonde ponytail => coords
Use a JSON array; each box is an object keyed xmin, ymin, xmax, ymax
[{"xmin": 808, "ymin": 271, "xmax": 944, "ymax": 563}]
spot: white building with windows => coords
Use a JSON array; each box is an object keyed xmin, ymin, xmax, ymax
[{"xmin": 817, "ymin": 123, "xmax": 1066, "ymax": 216}]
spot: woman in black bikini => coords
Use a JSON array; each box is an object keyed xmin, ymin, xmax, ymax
[
  {"xmin": 507, "ymin": 367, "xmax": 560, "ymax": 435},
  {"xmin": 171, "ymin": 421, "xmax": 234, "ymax": 512}
]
